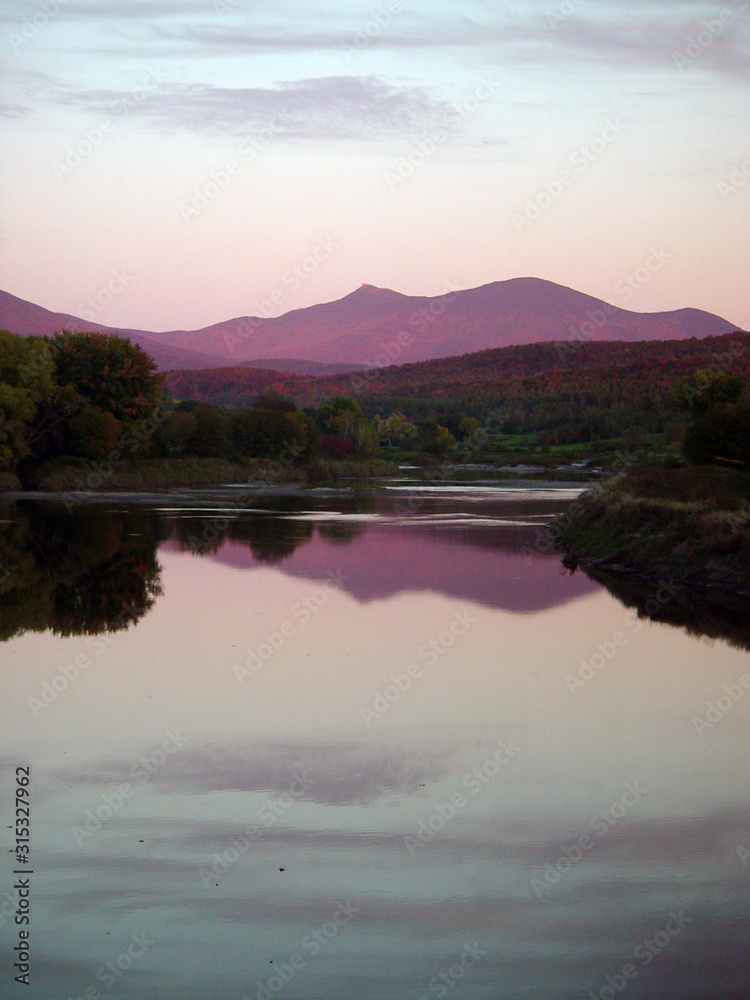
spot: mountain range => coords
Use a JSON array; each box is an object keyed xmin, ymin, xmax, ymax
[{"xmin": 0, "ymin": 279, "xmax": 735, "ymax": 373}]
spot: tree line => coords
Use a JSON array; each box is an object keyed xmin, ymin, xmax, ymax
[
  {"xmin": 0, "ymin": 331, "xmax": 461, "ymax": 477},
  {"xmin": 165, "ymin": 332, "xmax": 750, "ymax": 450},
  {"xmin": 2, "ymin": 329, "xmax": 748, "ymax": 475}
]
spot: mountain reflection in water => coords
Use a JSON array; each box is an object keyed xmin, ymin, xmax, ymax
[
  {"xmin": 1, "ymin": 485, "xmax": 748, "ymax": 1000},
  {"xmin": 2, "ymin": 492, "xmax": 750, "ymax": 651}
]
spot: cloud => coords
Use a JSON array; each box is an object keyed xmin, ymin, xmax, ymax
[
  {"xmin": 54, "ymin": 76, "xmax": 458, "ymax": 141},
  {"xmin": 0, "ymin": 0, "xmax": 217, "ymax": 23},
  {"xmin": 56, "ymin": 1, "xmax": 750, "ymax": 82},
  {"xmin": 47, "ymin": 739, "xmax": 452, "ymax": 805},
  {"xmin": 0, "ymin": 102, "xmax": 31, "ymax": 117},
  {"xmin": 540, "ymin": 12, "xmax": 750, "ymax": 80},
  {"xmin": 4, "ymin": 0, "xmax": 748, "ymax": 89}
]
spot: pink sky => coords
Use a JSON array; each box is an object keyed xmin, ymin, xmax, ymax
[{"xmin": 1, "ymin": 0, "xmax": 748, "ymax": 331}]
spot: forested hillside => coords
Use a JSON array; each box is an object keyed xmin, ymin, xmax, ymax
[{"xmin": 165, "ymin": 332, "xmax": 750, "ymax": 444}]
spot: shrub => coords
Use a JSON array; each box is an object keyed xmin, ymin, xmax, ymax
[{"xmin": 320, "ymin": 435, "xmax": 350, "ymax": 459}]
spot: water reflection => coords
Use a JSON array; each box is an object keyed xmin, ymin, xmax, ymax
[
  {"xmin": 4, "ymin": 492, "xmax": 750, "ymax": 652},
  {"xmin": 0, "ymin": 502, "xmax": 163, "ymax": 640},
  {"xmin": 2, "ymin": 489, "xmax": 597, "ymax": 640},
  {"xmin": 586, "ymin": 567, "xmax": 750, "ymax": 653},
  {"xmin": 1, "ymin": 486, "xmax": 749, "ymax": 1000}
]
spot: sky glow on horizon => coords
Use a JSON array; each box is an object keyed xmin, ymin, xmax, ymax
[{"xmin": 1, "ymin": 0, "xmax": 749, "ymax": 332}]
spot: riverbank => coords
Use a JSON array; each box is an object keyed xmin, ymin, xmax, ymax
[
  {"xmin": 7, "ymin": 457, "xmax": 398, "ymax": 492},
  {"xmin": 555, "ymin": 467, "xmax": 750, "ymax": 594}
]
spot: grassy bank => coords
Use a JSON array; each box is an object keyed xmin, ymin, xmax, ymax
[
  {"xmin": 20, "ymin": 457, "xmax": 398, "ymax": 492},
  {"xmin": 298, "ymin": 458, "xmax": 398, "ymax": 483},
  {"xmin": 555, "ymin": 467, "xmax": 750, "ymax": 593}
]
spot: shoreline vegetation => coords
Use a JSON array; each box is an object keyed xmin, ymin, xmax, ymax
[
  {"xmin": 2, "ymin": 330, "xmax": 748, "ymax": 591},
  {"xmin": 1, "ymin": 457, "xmax": 399, "ymax": 493},
  {"xmin": 554, "ymin": 467, "xmax": 750, "ymax": 595}
]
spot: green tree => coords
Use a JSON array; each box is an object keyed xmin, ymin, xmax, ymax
[
  {"xmin": 253, "ymin": 391, "xmax": 297, "ymax": 412},
  {"xmin": 186, "ymin": 404, "xmax": 231, "ymax": 457},
  {"xmin": 682, "ymin": 401, "xmax": 750, "ymax": 467},
  {"xmin": 458, "ymin": 416, "xmax": 483, "ymax": 442},
  {"xmin": 0, "ymin": 382, "xmax": 36, "ymax": 470},
  {"xmin": 289, "ymin": 411, "xmax": 321, "ymax": 461},
  {"xmin": 317, "ymin": 397, "xmax": 375, "ymax": 456},
  {"xmin": 670, "ymin": 370, "xmax": 744, "ymax": 416},
  {"xmin": 317, "ymin": 396, "xmax": 362, "ymax": 432},
  {"xmin": 51, "ymin": 332, "xmax": 163, "ymax": 425},
  {"xmin": 66, "ymin": 407, "xmax": 122, "ymax": 460},
  {"xmin": 0, "ymin": 331, "xmax": 77, "ymax": 469},
  {"xmin": 153, "ymin": 411, "xmax": 199, "ymax": 456},
  {"xmin": 229, "ymin": 408, "xmax": 320, "ymax": 461},
  {"xmin": 375, "ymin": 411, "xmax": 418, "ymax": 447},
  {"xmin": 230, "ymin": 409, "xmax": 295, "ymax": 457},
  {"xmin": 416, "ymin": 417, "xmax": 456, "ymax": 456}
]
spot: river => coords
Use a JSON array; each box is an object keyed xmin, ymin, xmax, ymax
[{"xmin": 1, "ymin": 479, "xmax": 748, "ymax": 999}]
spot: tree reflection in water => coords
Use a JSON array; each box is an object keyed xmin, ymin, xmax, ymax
[
  {"xmin": 582, "ymin": 566, "xmax": 750, "ymax": 654},
  {"xmin": 3, "ymin": 497, "xmax": 749, "ymax": 652},
  {"xmin": 0, "ymin": 502, "xmax": 164, "ymax": 640}
]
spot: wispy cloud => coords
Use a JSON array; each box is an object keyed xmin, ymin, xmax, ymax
[
  {"xmin": 0, "ymin": 0, "xmax": 217, "ymax": 23},
  {"xmin": 54, "ymin": 76, "xmax": 458, "ymax": 141},
  {"xmin": 3, "ymin": 0, "xmax": 748, "ymax": 83},
  {"xmin": 45, "ymin": 739, "xmax": 452, "ymax": 806},
  {"xmin": 0, "ymin": 102, "xmax": 32, "ymax": 117},
  {"xmin": 64, "ymin": 11, "xmax": 750, "ymax": 85}
]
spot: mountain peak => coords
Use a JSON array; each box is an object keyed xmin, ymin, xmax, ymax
[
  {"xmin": 338, "ymin": 282, "xmax": 402, "ymax": 303},
  {"xmin": 0, "ymin": 280, "xmax": 735, "ymax": 371}
]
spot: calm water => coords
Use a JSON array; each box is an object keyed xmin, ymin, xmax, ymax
[{"xmin": 1, "ymin": 482, "xmax": 749, "ymax": 1000}]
